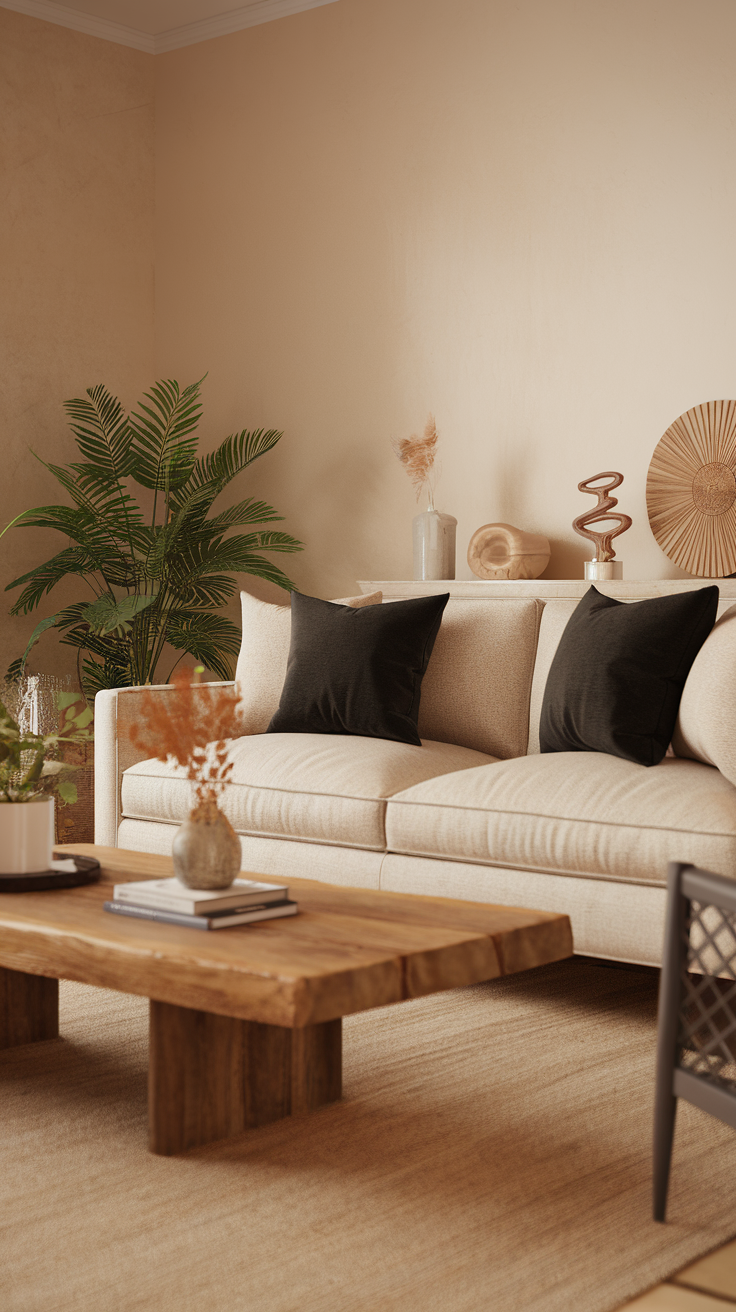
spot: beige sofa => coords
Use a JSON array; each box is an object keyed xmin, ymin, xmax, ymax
[{"xmin": 94, "ymin": 581, "xmax": 736, "ymax": 968}]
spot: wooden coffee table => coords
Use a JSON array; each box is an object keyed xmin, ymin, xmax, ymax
[{"xmin": 0, "ymin": 845, "xmax": 572, "ymax": 1154}]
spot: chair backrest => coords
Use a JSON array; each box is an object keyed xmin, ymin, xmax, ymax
[
  {"xmin": 654, "ymin": 863, "xmax": 736, "ymax": 1220},
  {"xmin": 658, "ymin": 864, "xmax": 736, "ymax": 1130}
]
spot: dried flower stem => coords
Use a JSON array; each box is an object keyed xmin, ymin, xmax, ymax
[
  {"xmin": 128, "ymin": 668, "xmax": 242, "ymax": 809},
  {"xmin": 393, "ymin": 415, "xmax": 439, "ymax": 510}
]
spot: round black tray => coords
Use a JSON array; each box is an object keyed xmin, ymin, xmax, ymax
[{"xmin": 0, "ymin": 853, "xmax": 101, "ymax": 893}]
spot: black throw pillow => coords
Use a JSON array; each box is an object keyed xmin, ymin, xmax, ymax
[
  {"xmin": 266, "ymin": 591, "xmax": 449, "ymax": 746},
  {"xmin": 539, "ymin": 584, "xmax": 718, "ymax": 766}
]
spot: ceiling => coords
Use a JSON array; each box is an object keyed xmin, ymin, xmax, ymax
[{"xmin": 1, "ymin": 0, "xmax": 339, "ymax": 51}]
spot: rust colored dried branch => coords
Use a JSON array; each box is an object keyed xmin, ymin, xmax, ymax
[
  {"xmin": 128, "ymin": 668, "xmax": 242, "ymax": 805},
  {"xmin": 393, "ymin": 415, "xmax": 438, "ymax": 503}
]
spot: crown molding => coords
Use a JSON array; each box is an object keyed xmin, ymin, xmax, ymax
[{"xmin": 0, "ymin": 0, "xmax": 340, "ymax": 52}]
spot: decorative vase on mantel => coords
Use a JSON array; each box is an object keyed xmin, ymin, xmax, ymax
[
  {"xmin": 413, "ymin": 501, "xmax": 457, "ymax": 581},
  {"xmin": 172, "ymin": 797, "xmax": 241, "ymax": 890}
]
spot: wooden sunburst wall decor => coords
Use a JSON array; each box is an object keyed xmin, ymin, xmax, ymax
[{"xmin": 646, "ymin": 400, "xmax": 736, "ymax": 577}]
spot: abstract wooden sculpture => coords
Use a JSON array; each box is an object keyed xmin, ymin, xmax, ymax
[
  {"xmin": 646, "ymin": 401, "xmax": 736, "ymax": 577},
  {"xmin": 467, "ymin": 523, "xmax": 550, "ymax": 580},
  {"xmin": 573, "ymin": 472, "xmax": 632, "ymax": 562}
]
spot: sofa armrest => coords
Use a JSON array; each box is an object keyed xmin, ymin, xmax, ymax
[{"xmin": 93, "ymin": 682, "xmax": 238, "ymax": 848}]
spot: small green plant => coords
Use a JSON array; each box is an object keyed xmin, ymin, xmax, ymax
[
  {"xmin": 0, "ymin": 691, "xmax": 93, "ymax": 804},
  {"xmin": 3, "ymin": 376, "xmax": 301, "ymax": 698}
]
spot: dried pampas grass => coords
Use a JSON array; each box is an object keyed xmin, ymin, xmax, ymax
[
  {"xmin": 393, "ymin": 415, "xmax": 438, "ymax": 508},
  {"xmin": 128, "ymin": 667, "xmax": 242, "ymax": 807}
]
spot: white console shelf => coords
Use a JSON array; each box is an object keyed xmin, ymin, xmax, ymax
[{"xmin": 359, "ymin": 578, "xmax": 736, "ymax": 602}]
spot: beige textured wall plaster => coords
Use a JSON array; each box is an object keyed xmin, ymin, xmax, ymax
[
  {"xmin": 154, "ymin": 0, "xmax": 736, "ymax": 595},
  {"xmin": 0, "ymin": 8, "xmax": 154, "ymax": 680}
]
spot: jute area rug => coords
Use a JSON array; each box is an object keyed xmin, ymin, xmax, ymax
[{"xmin": 2, "ymin": 959, "xmax": 736, "ymax": 1312}]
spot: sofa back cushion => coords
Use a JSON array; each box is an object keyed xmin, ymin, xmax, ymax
[
  {"xmin": 673, "ymin": 603, "xmax": 736, "ymax": 786},
  {"xmin": 416, "ymin": 598, "xmax": 542, "ymax": 758},
  {"xmin": 527, "ymin": 601, "xmax": 578, "ymax": 754},
  {"xmin": 235, "ymin": 590, "xmax": 381, "ymax": 734}
]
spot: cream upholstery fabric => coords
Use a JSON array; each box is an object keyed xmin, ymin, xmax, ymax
[
  {"xmin": 379, "ymin": 854, "xmax": 668, "ymax": 966},
  {"xmin": 386, "ymin": 751, "xmax": 736, "ymax": 885},
  {"xmin": 117, "ymin": 821, "xmax": 385, "ymax": 889},
  {"xmin": 122, "ymin": 733, "xmax": 495, "ymax": 851},
  {"xmin": 526, "ymin": 600, "xmax": 578, "ymax": 754},
  {"xmin": 114, "ymin": 821, "xmax": 670, "ymax": 964},
  {"xmin": 94, "ymin": 681, "xmax": 238, "ymax": 848},
  {"xmin": 674, "ymin": 603, "xmax": 736, "ymax": 787},
  {"xmin": 235, "ymin": 590, "xmax": 382, "ymax": 734},
  {"xmin": 416, "ymin": 598, "xmax": 542, "ymax": 757}
]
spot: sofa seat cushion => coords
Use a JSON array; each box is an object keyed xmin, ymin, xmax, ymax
[
  {"xmin": 386, "ymin": 752, "xmax": 736, "ymax": 885},
  {"xmin": 121, "ymin": 734, "xmax": 496, "ymax": 852}
]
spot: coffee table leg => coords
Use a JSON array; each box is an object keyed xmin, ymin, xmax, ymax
[
  {"xmin": 0, "ymin": 966, "xmax": 59, "ymax": 1048},
  {"xmin": 148, "ymin": 1000, "xmax": 342, "ymax": 1155}
]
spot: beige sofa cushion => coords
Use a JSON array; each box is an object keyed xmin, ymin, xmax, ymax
[
  {"xmin": 417, "ymin": 598, "xmax": 542, "ymax": 758},
  {"xmin": 385, "ymin": 751, "xmax": 736, "ymax": 885},
  {"xmin": 527, "ymin": 601, "xmax": 578, "ymax": 754},
  {"xmin": 673, "ymin": 603, "xmax": 736, "ymax": 786},
  {"xmin": 122, "ymin": 733, "xmax": 495, "ymax": 852},
  {"xmin": 235, "ymin": 590, "xmax": 381, "ymax": 734}
]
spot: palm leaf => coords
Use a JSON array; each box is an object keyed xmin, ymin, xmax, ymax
[
  {"xmin": 82, "ymin": 592, "xmax": 158, "ymax": 637},
  {"xmin": 63, "ymin": 385, "xmax": 133, "ymax": 480},
  {"xmin": 183, "ymin": 429, "xmax": 283, "ymax": 496},
  {"xmin": 204, "ymin": 498, "xmax": 286, "ymax": 533},
  {"xmin": 174, "ymin": 576, "xmax": 238, "ymax": 608},
  {"xmin": 165, "ymin": 611, "xmax": 242, "ymax": 681},
  {"xmin": 7, "ymin": 548, "xmax": 103, "ymax": 616},
  {"xmin": 128, "ymin": 377, "xmax": 204, "ymax": 492}
]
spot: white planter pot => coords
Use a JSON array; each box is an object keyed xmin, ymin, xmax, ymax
[{"xmin": 0, "ymin": 797, "xmax": 54, "ymax": 874}]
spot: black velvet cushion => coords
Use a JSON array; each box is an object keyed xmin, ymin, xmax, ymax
[
  {"xmin": 539, "ymin": 584, "xmax": 719, "ymax": 766},
  {"xmin": 266, "ymin": 591, "xmax": 449, "ymax": 746}
]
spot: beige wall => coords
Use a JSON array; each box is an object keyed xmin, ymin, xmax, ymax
[
  {"xmin": 0, "ymin": 8, "xmax": 154, "ymax": 679},
  {"xmin": 154, "ymin": 0, "xmax": 736, "ymax": 595},
  {"xmin": 5, "ymin": 0, "xmax": 736, "ymax": 683}
]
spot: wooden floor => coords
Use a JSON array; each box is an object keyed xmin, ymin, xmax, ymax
[{"xmin": 619, "ymin": 1239, "xmax": 736, "ymax": 1308}]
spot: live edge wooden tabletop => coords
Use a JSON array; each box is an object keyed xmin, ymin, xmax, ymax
[{"xmin": 0, "ymin": 844, "xmax": 573, "ymax": 1029}]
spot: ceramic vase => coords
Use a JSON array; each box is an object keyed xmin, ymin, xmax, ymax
[
  {"xmin": 172, "ymin": 799, "xmax": 241, "ymax": 890},
  {"xmin": 0, "ymin": 796, "xmax": 55, "ymax": 874},
  {"xmin": 413, "ymin": 509, "xmax": 457, "ymax": 581}
]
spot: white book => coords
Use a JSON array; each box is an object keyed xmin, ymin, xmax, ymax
[{"xmin": 112, "ymin": 876, "xmax": 289, "ymax": 915}]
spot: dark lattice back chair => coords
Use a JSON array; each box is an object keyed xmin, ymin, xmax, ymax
[{"xmin": 654, "ymin": 862, "xmax": 736, "ymax": 1222}]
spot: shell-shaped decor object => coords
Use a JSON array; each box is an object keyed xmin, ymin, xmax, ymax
[
  {"xmin": 467, "ymin": 523, "xmax": 550, "ymax": 581},
  {"xmin": 647, "ymin": 401, "xmax": 736, "ymax": 577}
]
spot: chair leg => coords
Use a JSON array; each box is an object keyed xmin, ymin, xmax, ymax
[{"xmin": 653, "ymin": 1089, "xmax": 677, "ymax": 1222}]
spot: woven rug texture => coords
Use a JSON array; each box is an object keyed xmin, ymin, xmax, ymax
[{"xmin": 2, "ymin": 958, "xmax": 736, "ymax": 1312}]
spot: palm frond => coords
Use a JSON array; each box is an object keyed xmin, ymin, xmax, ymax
[
  {"xmin": 165, "ymin": 611, "xmax": 242, "ymax": 682},
  {"xmin": 174, "ymin": 576, "xmax": 238, "ymax": 609},
  {"xmin": 7, "ymin": 548, "xmax": 102, "ymax": 615},
  {"xmin": 79, "ymin": 653, "xmax": 133, "ymax": 699},
  {"xmin": 203, "ymin": 498, "xmax": 286, "ymax": 532},
  {"xmin": 63, "ymin": 385, "xmax": 133, "ymax": 480},
  {"xmin": 128, "ymin": 377, "xmax": 204, "ymax": 492},
  {"xmin": 184, "ymin": 429, "xmax": 283, "ymax": 495},
  {"xmin": 231, "ymin": 530, "xmax": 302, "ymax": 554},
  {"xmin": 82, "ymin": 592, "xmax": 158, "ymax": 637}
]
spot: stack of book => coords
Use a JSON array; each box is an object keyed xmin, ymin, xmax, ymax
[{"xmin": 104, "ymin": 876, "xmax": 297, "ymax": 931}]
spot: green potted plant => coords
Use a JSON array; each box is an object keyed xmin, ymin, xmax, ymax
[
  {"xmin": 3, "ymin": 376, "xmax": 302, "ymax": 697},
  {"xmin": 0, "ymin": 691, "xmax": 93, "ymax": 874}
]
